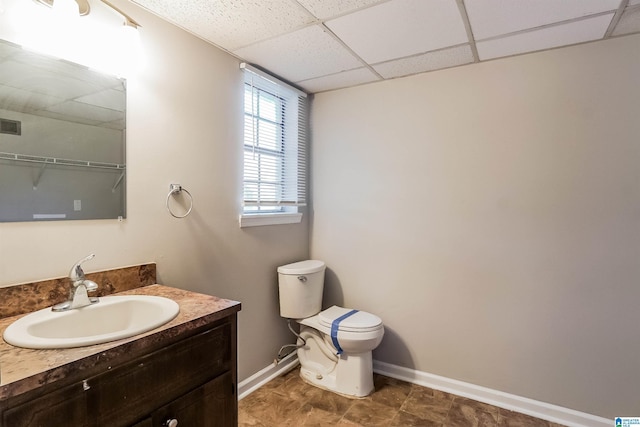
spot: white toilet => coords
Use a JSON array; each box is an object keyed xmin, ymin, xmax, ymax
[{"xmin": 277, "ymin": 260, "xmax": 384, "ymax": 398}]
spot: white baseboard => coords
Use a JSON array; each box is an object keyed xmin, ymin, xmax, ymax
[
  {"xmin": 373, "ymin": 360, "xmax": 610, "ymax": 427},
  {"xmin": 238, "ymin": 352, "xmax": 300, "ymax": 400}
]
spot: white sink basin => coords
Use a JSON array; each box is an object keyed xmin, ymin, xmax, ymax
[{"xmin": 3, "ymin": 295, "xmax": 179, "ymax": 349}]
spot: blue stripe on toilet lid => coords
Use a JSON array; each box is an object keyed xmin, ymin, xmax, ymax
[
  {"xmin": 319, "ymin": 306, "xmax": 382, "ymax": 331},
  {"xmin": 331, "ymin": 309, "xmax": 359, "ymax": 355}
]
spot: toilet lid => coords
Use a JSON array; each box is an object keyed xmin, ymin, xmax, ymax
[
  {"xmin": 318, "ymin": 306, "xmax": 382, "ymax": 332},
  {"xmin": 277, "ymin": 260, "xmax": 325, "ymax": 275}
]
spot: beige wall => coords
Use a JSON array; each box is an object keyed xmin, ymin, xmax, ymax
[
  {"xmin": 0, "ymin": 0, "xmax": 309, "ymax": 381},
  {"xmin": 311, "ymin": 34, "xmax": 640, "ymax": 418}
]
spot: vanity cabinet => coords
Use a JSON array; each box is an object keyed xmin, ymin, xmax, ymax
[
  {"xmin": 143, "ymin": 372, "xmax": 234, "ymax": 426},
  {"xmin": 0, "ymin": 314, "xmax": 237, "ymax": 427}
]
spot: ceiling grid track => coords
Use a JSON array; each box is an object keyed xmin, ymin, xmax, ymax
[
  {"xmin": 605, "ymin": 0, "xmax": 631, "ymax": 37},
  {"xmin": 456, "ymin": 0, "xmax": 480, "ymax": 63}
]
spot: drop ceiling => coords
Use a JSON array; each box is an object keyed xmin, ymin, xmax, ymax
[
  {"xmin": 131, "ymin": 0, "xmax": 640, "ymax": 93},
  {"xmin": 0, "ymin": 41, "xmax": 126, "ymax": 129}
]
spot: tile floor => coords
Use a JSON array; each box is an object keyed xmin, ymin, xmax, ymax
[{"xmin": 239, "ymin": 367, "xmax": 566, "ymax": 427}]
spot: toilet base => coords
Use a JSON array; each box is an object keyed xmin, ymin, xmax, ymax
[
  {"xmin": 297, "ymin": 327, "xmax": 375, "ymax": 398},
  {"xmin": 299, "ymin": 355, "xmax": 374, "ymax": 398}
]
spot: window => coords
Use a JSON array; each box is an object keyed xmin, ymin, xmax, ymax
[{"xmin": 240, "ymin": 63, "xmax": 308, "ymax": 227}]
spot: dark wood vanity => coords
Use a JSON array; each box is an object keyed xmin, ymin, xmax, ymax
[{"xmin": 0, "ymin": 284, "xmax": 241, "ymax": 427}]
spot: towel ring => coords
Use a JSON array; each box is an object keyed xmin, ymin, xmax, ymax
[{"xmin": 166, "ymin": 184, "xmax": 193, "ymax": 218}]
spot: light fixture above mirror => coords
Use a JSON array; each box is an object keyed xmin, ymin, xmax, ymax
[
  {"xmin": 4, "ymin": 0, "xmax": 143, "ymax": 77},
  {"xmin": 33, "ymin": 0, "xmax": 140, "ymax": 29}
]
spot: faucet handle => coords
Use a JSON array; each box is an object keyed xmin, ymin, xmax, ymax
[
  {"xmin": 83, "ymin": 279, "xmax": 99, "ymax": 292},
  {"xmin": 69, "ymin": 254, "xmax": 96, "ymax": 282}
]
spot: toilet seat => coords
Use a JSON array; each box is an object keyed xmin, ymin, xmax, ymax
[{"xmin": 318, "ymin": 306, "xmax": 382, "ymax": 333}]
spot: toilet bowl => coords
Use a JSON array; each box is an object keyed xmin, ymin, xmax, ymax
[
  {"xmin": 296, "ymin": 306, "xmax": 384, "ymax": 397},
  {"xmin": 300, "ymin": 306, "xmax": 384, "ymax": 354},
  {"xmin": 277, "ymin": 260, "xmax": 385, "ymax": 398}
]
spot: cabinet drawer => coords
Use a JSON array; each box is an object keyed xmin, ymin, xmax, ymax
[
  {"xmin": 152, "ymin": 371, "xmax": 235, "ymax": 427},
  {"xmin": 90, "ymin": 323, "xmax": 231, "ymax": 426}
]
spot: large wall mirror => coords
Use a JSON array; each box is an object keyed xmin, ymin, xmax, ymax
[{"xmin": 0, "ymin": 38, "xmax": 126, "ymax": 222}]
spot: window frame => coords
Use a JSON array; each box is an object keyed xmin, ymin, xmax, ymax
[{"xmin": 239, "ymin": 63, "xmax": 307, "ymax": 228}]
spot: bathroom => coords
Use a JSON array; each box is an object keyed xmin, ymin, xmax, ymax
[{"xmin": 0, "ymin": 0, "xmax": 638, "ymax": 425}]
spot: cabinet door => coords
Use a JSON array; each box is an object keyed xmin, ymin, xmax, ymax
[
  {"xmin": 91, "ymin": 324, "xmax": 231, "ymax": 426},
  {"xmin": 2, "ymin": 380, "xmax": 89, "ymax": 427},
  {"xmin": 152, "ymin": 371, "xmax": 235, "ymax": 427}
]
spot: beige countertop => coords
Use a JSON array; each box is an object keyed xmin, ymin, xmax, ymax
[{"xmin": 0, "ymin": 284, "xmax": 241, "ymax": 400}]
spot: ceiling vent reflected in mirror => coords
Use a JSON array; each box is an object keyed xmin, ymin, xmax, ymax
[{"xmin": 0, "ymin": 118, "xmax": 21, "ymax": 135}]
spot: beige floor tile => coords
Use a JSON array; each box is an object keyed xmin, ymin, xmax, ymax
[
  {"xmin": 241, "ymin": 391, "xmax": 305, "ymax": 427},
  {"xmin": 389, "ymin": 410, "xmax": 444, "ymax": 427},
  {"xmin": 342, "ymin": 399, "xmax": 397, "ymax": 426},
  {"xmin": 368, "ymin": 374, "xmax": 414, "ymax": 409},
  {"xmin": 400, "ymin": 385, "xmax": 455, "ymax": 423},
  {"xmin": 295, "ymin": 404, "xmax": 345, "ymax": 426},
  {"xmin": 239, "ymin": 368, "xmax": 565, "ymax": 427},
  {"xmin": 305, "ymin": 387, "xmax": 356, "ymax": 415},
  {"xmin": 498, "ymin": 408, "xmax": 556, "ymax": 426},
  {"xmin": 238, "ymin": 408, "xmax": 268, "ymax": 427},
  {"xmin": 447, "ymin": 400, "xmax": 500, "ymax": 427},
  {"xmin": 335, "ymin": 419, "xmax": 365, "ymax": 426}
]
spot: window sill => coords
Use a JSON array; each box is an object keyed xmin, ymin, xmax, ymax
[{"xmin": 239, "ymin": 212, "xmax": 303, "ymax": 228}]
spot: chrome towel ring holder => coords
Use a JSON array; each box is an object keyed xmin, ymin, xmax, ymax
[{"xmin": 166, "ymin": 184, "xmax": 193, "ymax": 218}]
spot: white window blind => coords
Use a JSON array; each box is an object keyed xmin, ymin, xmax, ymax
[{"xmin": 241, "ymin": 63, "xmax": 307, "ymax": 213}]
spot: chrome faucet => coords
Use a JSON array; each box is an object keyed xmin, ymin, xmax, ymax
[{"xmin": 52, "ymin": 254, "xmax": 100, "ymax": 312}]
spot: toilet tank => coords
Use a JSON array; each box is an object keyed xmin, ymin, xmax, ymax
[{"xmin": 277, "ymin": 260, "xmax": 325, "ymax": 319}]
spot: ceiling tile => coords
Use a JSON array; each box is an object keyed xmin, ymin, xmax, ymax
[
  {"xmin": 296, "ymin": 0, "xmax": 383, "ymax": 19},
  {"xmin": 374, "ymin": 45, "xmax": 474, "ymax": 79},
  {"xmin": 612, "ymin": 6, "xmax": 640, "ymax": 36},
  {"xmin": 0, "ymin": 60, "xmax": 102, "ymax": 99},
  {"xmin": 296, "ymin": 67, "xmax": 379, "ymax": 92},
  {"xmin": 466, "ymin": 0, "xmax": 621, "ymax": 40},
  {"xmin": 101, "ymin": 118, "xmax": 126, "ymax": 130},
  {"xmin": 10, "ymin": 49, "xmax": 118, "ymax": 88},
  {"xmin": 0, "ymin": 43, "xmax": 16, "ymax": 60},
  {"xmin": 75, "ymin": 89, "xmax": 126, "ymax": 112},
  {"xmin": 32, "ymin": 110, "xmax": 102, "ymax": 126},
  {"xmin": 325, "ymin": 0, "xmax": 468, "ymax": 64},
  {"xmin": 43, "ymin": 100, "xmax": 124, "ymax": 124},
  {"xmin": 477, "ymin": 13, "xmax": 614, "ymax": 61},
  {"xmin": 233, "ymin": 25, "xmax": 362, "ymax": 83},
  {"xmin": 132, "ymin": 0, "xmax": 315, "ymax": 50},
  {"xmin": 0, "ymin": 85, "xmax": 63, "ymax": 112}
]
